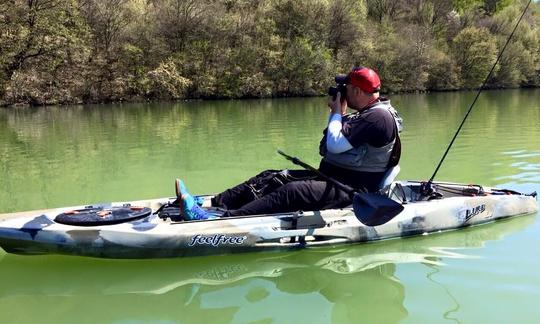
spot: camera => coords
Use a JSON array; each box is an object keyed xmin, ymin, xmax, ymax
[{"xmin": 328, "ymin": 75, "xmax": 347, "ymax": 101}]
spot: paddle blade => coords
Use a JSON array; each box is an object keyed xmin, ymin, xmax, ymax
[{"xmin": 352, "ymin": 193, "xmax": 404, "ymax": 226}]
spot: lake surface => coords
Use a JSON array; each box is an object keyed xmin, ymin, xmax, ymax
[{"xmin": 0, "ymin": 90, "xmax": 539, "ymax": 323}]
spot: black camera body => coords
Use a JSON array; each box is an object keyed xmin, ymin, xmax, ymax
[{"xmin": 328, "ymin": 76, "xmax": 347, "ymax": 101}]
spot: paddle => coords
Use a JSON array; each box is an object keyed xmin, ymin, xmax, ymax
[{"xmin": 277, "ymin": 150, "xmax": 404, "ymax": 226}]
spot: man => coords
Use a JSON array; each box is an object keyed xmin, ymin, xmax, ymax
[{"xmin": 179, "ymin": 66, "xmax": 402, "ymax": 220}]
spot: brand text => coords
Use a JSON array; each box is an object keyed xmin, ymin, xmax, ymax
[{"xmin": 189, "ymin": 234, "xmax": 248, "ymax": 247}]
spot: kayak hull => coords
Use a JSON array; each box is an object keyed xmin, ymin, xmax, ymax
[{"xmin": 0, "ymin": 181, "xmax": 537, "ymax": 258}]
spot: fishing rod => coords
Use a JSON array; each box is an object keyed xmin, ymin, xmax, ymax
[
  {"xmin": 425, "ymin": 0, "xmax": 533, "ymax": 192},
  {"xmin": 277, "ymin": 150, "xmax": 355, "ymax": 194}
]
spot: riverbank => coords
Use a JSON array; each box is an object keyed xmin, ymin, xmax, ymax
[{"xmin": 2, "ymin": 85, "xmax": 538, "ymax": 108}]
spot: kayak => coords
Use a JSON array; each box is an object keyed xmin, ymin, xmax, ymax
[
  {"xmin": 0, "ymin": 181, "xmax": 536, "ymax": 259},
  {"xmin": 0, "ymin": 214, "xmax": 534, "ymax": 297}
]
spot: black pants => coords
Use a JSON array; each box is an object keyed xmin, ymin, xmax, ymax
[{"xmin": 211, "ymin": 170, "xmax": 356, "ymax": 217}]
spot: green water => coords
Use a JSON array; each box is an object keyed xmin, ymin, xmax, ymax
[{"xmin": 0, "ymin": 90, "xmax": 539, "ymax": 323}]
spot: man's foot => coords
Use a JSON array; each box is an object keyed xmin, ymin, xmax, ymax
[
  {"xmin": 177, "ymin": 179, "xmax": 215, "ymax": 220},
  {"xmin": 175, "ymin": 179, "xmax": 183, "ymax": 198},
  {"xmin": 175, "ymin": 179, "xmax": 204, "ymax": 206}
]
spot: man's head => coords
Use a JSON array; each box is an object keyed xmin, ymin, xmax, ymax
[{"xmin": 337, "ymin": 67, "xmax": 381, "ymax": 110}]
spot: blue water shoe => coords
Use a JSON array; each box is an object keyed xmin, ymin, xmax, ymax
[
  {"xmin": 177, "ymin": 179, "xmax": 215, "ymax": 220},
  {"xmin": 175, "ymin": 179, "xmax": 204, "ymax": 207}
]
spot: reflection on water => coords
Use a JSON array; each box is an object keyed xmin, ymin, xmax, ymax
[
  {"xmin": 0, "ymin": 215, "xmax": 534, "ymax": 323},
  {"xmin": 424, "ymin": 264, "xmax": 462, "ymax": 324}
]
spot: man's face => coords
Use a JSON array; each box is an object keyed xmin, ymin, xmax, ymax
[{"xmin": 346, "ymin": 84, "xmax": 371, "ymax": 110}]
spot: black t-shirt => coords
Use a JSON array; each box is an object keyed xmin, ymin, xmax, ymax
[
  {"xmin": 341, "ymin": 107, "xmax": 397, "ymax": 148},
  {"xmin": 318, "ymin": 100, "xmax": 401, "ymax": 191},
  {"xmin": 319, "ymin": 100, "xmax": 398, "ymax": 153}
]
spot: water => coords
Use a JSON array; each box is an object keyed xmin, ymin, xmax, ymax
[{"xmin": 0, "ymin": 90, "xmax": 539, "ymax": 323}]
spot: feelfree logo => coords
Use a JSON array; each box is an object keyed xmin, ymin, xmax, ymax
[{"xmin": 189, "ymin": 234, "xmax": 248, "ymax": 247}]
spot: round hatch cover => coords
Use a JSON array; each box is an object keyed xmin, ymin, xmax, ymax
[{"xmin": 55, "ymin": 206, "xmax": 152, "ymax": 226}]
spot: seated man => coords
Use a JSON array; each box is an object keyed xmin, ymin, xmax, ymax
[{"xmin": 179, "ymin": 66, "xmax": 403, "ymax": 220}]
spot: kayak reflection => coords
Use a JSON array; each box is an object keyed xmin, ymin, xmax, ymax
[{"xmin": 0, "ymin": 215, "xmax": 533, "ymax": 323}]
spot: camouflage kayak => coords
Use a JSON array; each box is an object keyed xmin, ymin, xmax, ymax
[{"xmin": 0, "ymin": 181, "xmax": 536, "ymax": 259}]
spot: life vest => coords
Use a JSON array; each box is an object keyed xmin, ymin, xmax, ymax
[{"xmin": 323, "ymin": 100, "xmax": 402, "ymax": 172}]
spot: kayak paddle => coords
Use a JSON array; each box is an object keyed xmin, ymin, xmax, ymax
[{"xmin": 277, "ymin": 150, "xmax": 403, "ymax": 226}]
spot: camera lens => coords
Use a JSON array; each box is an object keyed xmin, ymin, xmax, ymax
[{"xmin": 328, "ymin": 86, "xmax": 338, "ymax": 100}]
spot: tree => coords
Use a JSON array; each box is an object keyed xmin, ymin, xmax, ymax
[
  {"xmin": 489, "ymin": 3, "xmax": 540, "ymax": 87},
  {"xmin": 427, "ymin": 48, "xmax": 461, "ymax": 90},
  {"xmin": 452, "ymin": 0, "xmax": 483, "ymax": 13},
  {"xmin": 0, "ymin": 0, "xmax": 89, "ymax": 104},
  {"xmin": 272, "ymin": 37, "xmax": 333, "ymax": 96},
  {"xmin": 80, "ymin": 0, "xmax": 132, "ymax": 54},
  {"xmin": 366, "ymin": 0, "xmax": 404, "ymax": 22},
  {"xmin": 0, "ymin": 1, "xmax": 86, "ymax": 92},
  {"xmin": 452, "ymin": 26, "xmax": 497, "ymax": 88},
  {"xmin": 152, "ymin": 0, "xmax": 214, "ymax": 52},
  {"xmin": 327, "ymin": 0, "xmax": 367, "ymax": 59},
  {"xmin": 398, "ymin": 0, "xmax": 453, "ymax": 32},
  {"xmin": 482, "ymin": 0, "xmax": 512, "ymax": 15},
  {"xmin": 271, "ymin": 0, "xmax": 327, "ymax": 43},
  {"xmin": 147, "ymin": 59, "xmax": 191, "ymax": 99}
]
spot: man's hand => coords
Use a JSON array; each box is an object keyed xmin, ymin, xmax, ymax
[{"xmin": 328, "ymin": 92, "xmax": 347, "ymax": 115}]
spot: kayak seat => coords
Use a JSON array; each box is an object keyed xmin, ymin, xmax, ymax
[{"xmin": 379, "ymin": 165, "xmax": 400, "ymax": 190}]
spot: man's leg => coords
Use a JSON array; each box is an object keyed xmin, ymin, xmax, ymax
[
  {"xmin": 211, "ymin": 170, "xmax": 283, "ymax": 209},
  {"xmin": 222, "ymin": 179, "xmax": 351, "ymax": 217}
]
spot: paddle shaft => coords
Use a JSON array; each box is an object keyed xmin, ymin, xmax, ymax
[
  {"xmin": 277, "ymin": 150, "xmax": 355, "ymax": 195},
  {"xmin": 277, "ymin": 150, "xmax": 404, "ymax": 226}
]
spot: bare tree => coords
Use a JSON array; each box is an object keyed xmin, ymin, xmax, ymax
[
  {"xmin": 366, "ymin": 0, "xmax": 403, "ymax": 22},
  {"xmin": 80, "ymin": 0, "xmax": 132, "ymax": 54},
  {"xmin": 1, "ymin": 0, "xmax": 63, "ymax": 85},
  {"xmin": 153, "ymin": 0, "xmax": 209, "ymax": 51}
]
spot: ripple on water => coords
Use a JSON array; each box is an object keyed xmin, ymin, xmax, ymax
[
  {"xmin": 505, "ymin": 151, "xmax": 540, "ymax": 159},
  {"xmin": 494, "ymin": 149, "xmax": 540, "ymax": 185}
]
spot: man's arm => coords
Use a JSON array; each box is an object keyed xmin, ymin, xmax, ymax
[{"xmin": 326, "ymin": 92, "xmax": 353, "ymax": 154}]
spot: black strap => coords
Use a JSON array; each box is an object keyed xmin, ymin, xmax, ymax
[{"xmin": 386, "ymin": 120, "xmax": 401, "ymax": 168}]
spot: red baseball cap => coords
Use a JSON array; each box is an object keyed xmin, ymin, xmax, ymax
[{"xmin": 336, "ymin": 67, "xmax": 381, "ymax": 93}]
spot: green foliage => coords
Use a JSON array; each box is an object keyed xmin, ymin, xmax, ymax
[
  {"xmin": 271, "ymin": 0, "xmax": 327, "ymax": 43},
  {"xmin": 375, "ymin": 24, "xmax": 432, "ymax": 92},
  {"xmin": 427, "ymin": 49, "xmax": 461, "ymax": 90},
  {"xmin": 452, "ymin": 27, "xmax": 498, "ymax": 89},
  {"xmin": 489, "ymin": 3, "xmax": 540, "ymax": 87},
  {"xmin": 273, "ymin": 37, "xmax": 333, "ymax": 96},
  {"xmin": 147, "ymin": 59, "xmax": 191, "ymax": 99},
  {"xmin": 453, "ymin": 0, "xmax": 483, "ymax": 13},
  {"xmin": 0, "ymin": 0, "xmax": 539, "ymax": 105},
  {"xmin": 0, "ymin": 0, "xmax": 90, "ymax": 104},
  {"xmin": 366, "ymin": 0, "xmax": 403, "ymax": 22},
  {"xmin": 483, "ymin": 0, "xmax": 512, "ymax": 15},
  {"xmin": 327, "ymin": 0, "xmax": 367, "ymax": 58}
]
